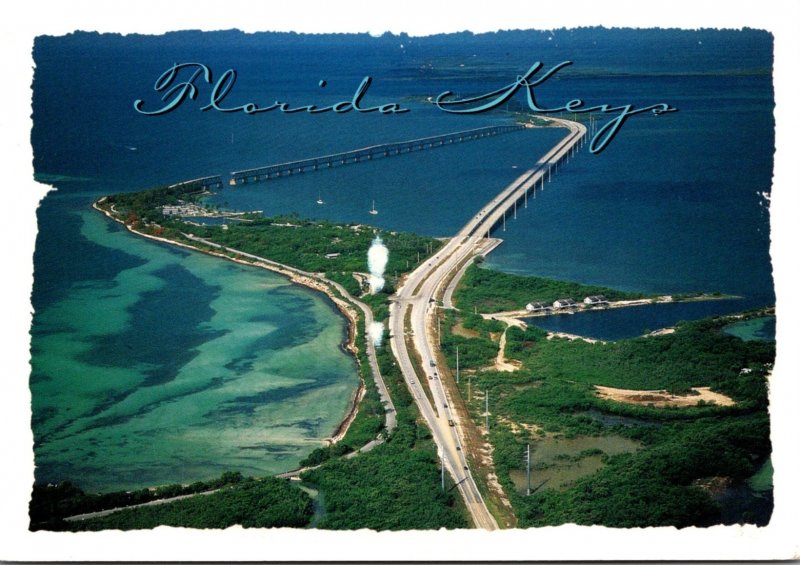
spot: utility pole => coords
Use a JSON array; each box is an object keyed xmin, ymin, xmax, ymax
[
  {"xmin": 456, "ymin": 346, "xmax": 460, "ymax": 384},
  {"xmin": 468, "ymin": 375, "xmax": 472, "ymax": 401},
  {"xmin": 526, "ymin": 444, "xmax": 531, "ymax": 496},
  {"xmin": 437, "ymin": 312, "xmax": 441, "ymax": 346}
]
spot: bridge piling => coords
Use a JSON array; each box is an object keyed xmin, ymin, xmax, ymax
[{"xmin": 228, "ymin": 124, "xmax": 525, "ymax": 186}]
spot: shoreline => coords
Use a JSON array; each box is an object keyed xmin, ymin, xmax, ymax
[
  {"xmin": 480, "ymin": 293, "xmax": 741, "ymax": 329},
  {"xmin": 92, "ymin": 199, "xmax": 368, "ymax": 449}
]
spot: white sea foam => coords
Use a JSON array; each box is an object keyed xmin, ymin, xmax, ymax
[
  {"xmin": 367, "ymin": 235, "xmax": 389, "ymax": 294},
  {"xmin": 369, "ymin": 321, "xmax": 385, "ymax": 348}
]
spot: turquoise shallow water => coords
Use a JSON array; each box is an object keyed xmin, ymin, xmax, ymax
[
  {"xmin": 31, "ymin": 209, "xmax": 358, "ymax": 492},
  {"xmin": 722, "ymin": 316, "xmax": 776, "ymax": 342},
  {"xmin": 30, "ymin": 29, "xmax": 775, "ymax": 493}
]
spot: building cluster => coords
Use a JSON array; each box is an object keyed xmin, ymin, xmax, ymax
[
  {"xmin": 525, "ymin": 295, "xmax": 608, "ymax": 313},
  {"xmin": 161, "ymin": 200, "xmax": 207, "ymax": 217}
]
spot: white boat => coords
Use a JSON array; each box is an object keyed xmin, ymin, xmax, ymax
[
  {"xmin": 369, "ymin": 200, "xmax": 378, "ymax": 215},
  {"xmin": 316, "ymin": 191, "xmax": 324, "ymax": 205}
]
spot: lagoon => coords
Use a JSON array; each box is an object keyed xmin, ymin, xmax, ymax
[{"xmin": 30, "ymin": 28, "xmax": 774, "ymax": 493}]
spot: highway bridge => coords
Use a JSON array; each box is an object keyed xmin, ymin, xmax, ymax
[
  {"xmin": 167, "ymin": 175, "xmax": 224, "ymax": 191},
  {"xmin": 388, "ymin": 117, "xmax": 587, "ymax": 530},
  {"xmin": 156, "ymin": 116, "xmax": 587, "ymax": 529},
  {"xmin": 228, "ymin": 124, "xmax": 525, "ymax": 185}
]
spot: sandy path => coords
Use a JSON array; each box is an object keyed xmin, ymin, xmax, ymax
[
  {"xmin": 547, "ymin": 331, "xmax": 605, "ymax": 344},
  {"xmin": 595, "ymin": 385, "xmax": 735, "ymax": 407},
  {"xmin": 494, "ymin": 329, "xmax": 521, "ymax": 372}
]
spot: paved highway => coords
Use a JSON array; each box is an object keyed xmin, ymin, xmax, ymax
[{"xmin": 388, "ymin": 118, "xmax": 586, "ymax": 529}]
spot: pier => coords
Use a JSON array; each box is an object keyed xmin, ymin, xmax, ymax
[{"xmin": 228, "ymin": 124, "xmax": 525, "ymax": 185}]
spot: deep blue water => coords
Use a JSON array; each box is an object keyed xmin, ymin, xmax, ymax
[
  {"xmin": 526, "ymin": 298, "xmax": 766, "ymax": 342},
  {"xmin": 30, "ymin": 28, "xmax": 775, "ymax": 489}
]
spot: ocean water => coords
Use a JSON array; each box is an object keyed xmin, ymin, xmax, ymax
[
  {"xmin": 723, "ymin": 316, "xmax": 776, "ymax": 342},
  {"xmin": 525, "ymin": 300, "xmax": 767, "ymax": 342},
  {"xmin": 30, "ymin": 28, "xmax": 774, "ymax": 492},
  {"xmin": 30, "ymin": 203, "xmax": 358, "ymax": 492},
  {"xmin": 483, "ymin": 73, "xmax": 774, "ymax": 304}
]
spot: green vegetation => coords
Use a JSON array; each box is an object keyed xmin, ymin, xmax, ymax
[
  {"xmin": 302, "ymin": 437, "xmax": 465, "ymax": 530},
  {"xmin": 453, "ymin": 264, "xmax": 651, "ymax": 313},
  {"xmin": 508, "ymin": 414, "xmax": 771, "ymax": 528},
  {"xmin": 299, "ymin": 344, "xmax": 468, "ymax": 530},
  {"xmin": 100, "ymin": 185, "xmax": 440, "ymax": 321},
  {"xmin": 360, "ymin": 292, "xmax": 391, "ymax": 322},
  {"xmin": 57, "ymin": 477, "xmax": 313, "ymax": 531},
  {"xmin": 101, "ymin": 183, "xmax": 441, "ymax": 287},
  {"xmin": 344, "ymin": 316, "xmax": 386, "ymax": 444},
  {"xmin": 185, "ymin": 215, "xmax": 439, "ymax": 278},
  {"xmin": 325, "ymin": 271, "xmax": 361, "ymax": 296},
  {"xmin": 440, "ymin": 310, "xmax": 502, "ymax": 372},
  {"xmin": 299, "ymin": 316, "xmax": 385, "ymax": 469},
  {"xmin": 96, "ymin": 180, "xmax": 775, "ymax": 530},
  {"xmin": 447, "ymin": 264, "xmax": 774, "ymax": 527},
  {"xmin": 475, "ymin": 325, "xmax": 770, "ymax": 527},
  {"xmin": 30, "ymin": 471, "xmax": 246, "ymax": 529},
  {"xmin": 101, "ymin": 184, "xmax": 205, "ymax": 225},
  {"xmin": 101, "ymin": 185, "xmax": 432, "ymax": 329},
  {"xmin": 457, "ymin": 314, "xmax": 773, "ymax": 441},
  {"xmin": 514, "ymin": 115, "xmax": 553, "ymax": 126},
  {"xmin": 93, "ymin": 180, "xmax": 463, "ymax": 531},
  {"xmin": 505, "ymin": 317, "xmax": 773, "ymax": 404},
  {"xmin": 299, "ymin": 443, "xmax": 355, "ymax": 468},
  {"xmin": 747, "ymin": 458, "xmax": 773, "ymax": 493}
]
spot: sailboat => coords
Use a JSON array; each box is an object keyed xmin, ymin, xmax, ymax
[
  {"xmin": 316, "ymin": 191, "xmax": 324, "ymax": 205},
  {"xmin": 369, "ymin": 200, "xmax": 378, "ymax": 215}
]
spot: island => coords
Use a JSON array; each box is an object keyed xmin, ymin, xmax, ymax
[{"xmin": 31, "ymin": 117, "xmax": 774, "ymax": 531}]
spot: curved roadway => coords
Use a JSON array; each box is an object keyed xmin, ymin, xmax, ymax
[{"xmin": 388, "ymin": 117, "xmax": 586, "ymax": 530}]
